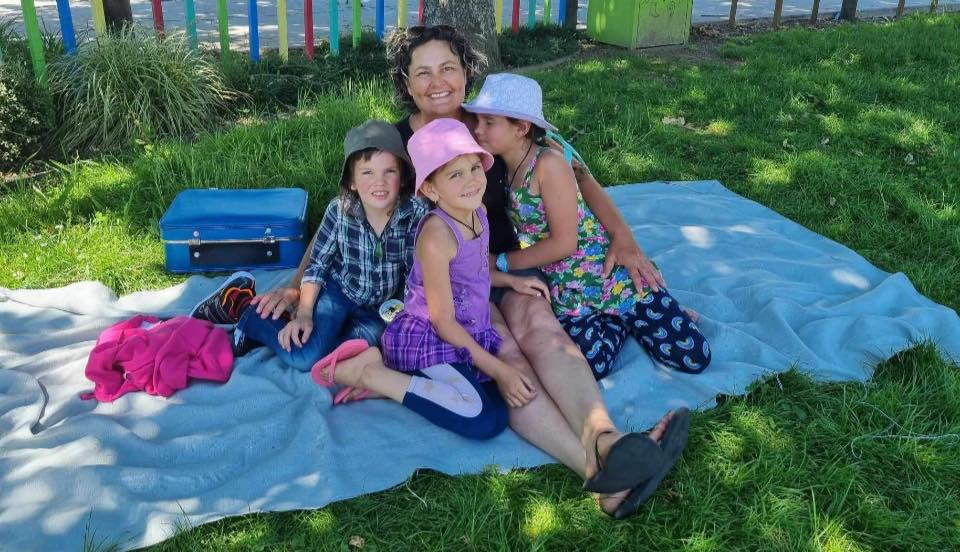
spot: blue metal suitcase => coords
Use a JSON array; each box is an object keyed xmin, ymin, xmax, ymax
[{"xmin": 159, "ymin": 188, "xmax": 309, "ymax": 273}]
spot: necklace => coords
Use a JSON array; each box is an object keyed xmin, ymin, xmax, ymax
[
  {"xmin": 441, "ymin": 208, "xmax": 480, "ymax": 239},
  {"xmin": 509, "ymin": 140, "xmax": 536, "ymax": 190}
]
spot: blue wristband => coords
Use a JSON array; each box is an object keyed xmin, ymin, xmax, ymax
[{"xmin": 496, "ymin": 252, "xmax": 509, "ymax": 273}]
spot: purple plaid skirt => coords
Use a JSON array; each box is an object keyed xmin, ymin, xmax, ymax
[{"xmin": 381, "ymin": 311, "xmax": 502, "ymax": 383}]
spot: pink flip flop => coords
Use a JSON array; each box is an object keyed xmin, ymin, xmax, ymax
[
  {"xmin": 333, "ymin": 386, "xmax": 371, "ymax": 405},
  {"xmin": 310, "ymin": 339, "xmax": 370, "ymax": 387}
]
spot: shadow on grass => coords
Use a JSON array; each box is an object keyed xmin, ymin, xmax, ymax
[{"xmin": 139, "ymin": 344, "xmax": 959, "ymax": 552}]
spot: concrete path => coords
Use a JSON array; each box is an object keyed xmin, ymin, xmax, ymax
[{"xmin": 0, "ymin": 0, "xmax": 953, "ymax": 52}]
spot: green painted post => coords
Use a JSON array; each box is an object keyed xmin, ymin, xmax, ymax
[
  {"xmin": 544, "ymin": 0, "xmax": 551, "ymax": 25},
  {"xmin": 352, "ymin": 0, "xmax": 361, "ymax": 48},
  {"xmin": 18, "ymin": 0, "xmax": 47, "ymax": 86},
  {"xmin": 184, "ymin": 0, "xmax": 199, "ymax": 49},
  {"xmin": 218, "ymin": 0, "xmax": 229, "ymax": 58}
]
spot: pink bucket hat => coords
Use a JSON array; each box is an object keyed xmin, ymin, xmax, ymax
[{"xmin": 407, "ymin": 118, "xmax": 494, "ymax": 196}]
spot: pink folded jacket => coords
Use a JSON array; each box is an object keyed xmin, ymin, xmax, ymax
[{"xmin": 81, "ymin": 315, "xmax": 234, "ymax": 402}]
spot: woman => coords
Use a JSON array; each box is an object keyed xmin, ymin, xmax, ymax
[{"xmin": 252, "ymin": 25, "xmax": 689, "ymax": 518}]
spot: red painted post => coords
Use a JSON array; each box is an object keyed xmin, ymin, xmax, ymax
[
  {"xmin": 304, "ymin": 0, "xmax": 314, "ymax": 58},
  {"xmin": 418, "ymin": 0, "xmax": 424, "ymax": 24},
  {"xmin": 151, "ymin": 0, "xmax": 165, "ymax": 36},
  {"xmin": 512, "ymin": 0, "xmax": 520, "ymax": 33}
]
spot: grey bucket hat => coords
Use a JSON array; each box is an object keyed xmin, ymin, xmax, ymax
[
  {"xmin": 340, "ymin": 120, "xmax": 414, "ymax": 188},
  {"xmin": 462, "ymin": 73, "xmax": 558, "ymax": 132}
]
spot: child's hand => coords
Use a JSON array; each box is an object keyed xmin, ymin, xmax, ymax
[
  {"xmin": 278, "ymin": 316, "xmax": 313, "ymax": 352},
  {"xmin": 603, "ymin": 235, "xmax": 666, "ymax": 293},
  {"xmin": 508, "ymin": 275, "xmax": 551, "ymax": 302},
  {"xmin": 494, "ymin": 365, "xmax": 538, "ymax": 408}
]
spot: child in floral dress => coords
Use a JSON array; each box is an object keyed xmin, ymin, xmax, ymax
[{"xmin": 466, "ymin": 73, "xmax": 711, "ymax": 379}]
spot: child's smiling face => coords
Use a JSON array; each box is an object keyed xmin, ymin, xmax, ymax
[
  {"xmin": 350, "ymin": 151, "xmax": 403, "ymax": 213},
  {"xmin": 420, "ymin": 153, "xmax": 486, "ymax": 212}
]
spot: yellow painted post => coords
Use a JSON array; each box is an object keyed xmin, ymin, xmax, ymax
[
  {"xmin": 496, "ymin": 0, "xmax": 503, "ymax": 32},
  {"xmin": 397, "ymin": 0, "xmax": 407, "ymax": 27},
  {"xmin": 278, "ymin": 0, "xmax": 288, "ymax": 61},
  {"xmin": 90, "ymin": 0, "xmax": 107, "ymax": 37}
]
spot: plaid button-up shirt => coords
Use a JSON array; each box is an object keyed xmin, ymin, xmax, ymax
[{"xmin": 302, "ymin": 196, "xmax": 427, "ymax": 307}]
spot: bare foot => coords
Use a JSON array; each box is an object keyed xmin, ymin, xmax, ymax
[
  {"xmin": 314, "ymin": 347, "xmax": 382, "ymax": 389},
  {"xmin": 585, "ymin": 410, "xmax": 675, "ymax": 515}
]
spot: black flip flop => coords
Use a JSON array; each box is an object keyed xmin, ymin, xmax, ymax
[
  {"xmin": 613, "ymin": 407, "xmax": 691, "ymax": 520},
  {"xmin": 582, "ymin": 431, "xmax": 665, "ymax": 494}
]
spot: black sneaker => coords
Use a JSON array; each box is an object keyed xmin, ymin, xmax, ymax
[
  {"xmin": 232, "ymin": 327, "xmax": 260, "ymax": 357},
  {"xmin": 190, "ymin": 271, "xmax": 256, "ymax": 325}
]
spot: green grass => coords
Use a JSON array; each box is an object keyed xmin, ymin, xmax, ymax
[{"xmin": 3, "ymin": 14, "xmax": 958, "ymax": 551}]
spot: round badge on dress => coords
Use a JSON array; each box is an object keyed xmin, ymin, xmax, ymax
[{"xmin": 379, "ymin": 299, "xmax": 405, "ymax": 323}]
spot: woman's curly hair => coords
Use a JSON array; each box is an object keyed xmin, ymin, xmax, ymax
[{"xmin": 385, "ymin": 25, "xmax": 487, "ymax": 113}]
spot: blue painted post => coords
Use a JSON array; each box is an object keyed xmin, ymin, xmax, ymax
[
  {"xmin": 558, "ymin": 0, "xmax": 566, "ymax": 26},
  {"xmin": 55, "ymin": 0, "xmax": 76, "ymax": 54},
  {"xmin": 527, "ymin": 0, "xmax": 535, "ymax": 28},
  {"xmin": 329, "ymin": 0, "xmax": 340, "ymax": 56},
  {"xmin": 248, "ymin": 0, "xmax": 260, "ymax": 62},
  {"xmin": 376, "ymin": 0, "xmax": 384, "ymax": 40}
]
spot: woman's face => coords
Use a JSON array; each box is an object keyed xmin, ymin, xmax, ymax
[{"xmin": 406, "ymin": 40, "xmax": 467, "ymax": 118}]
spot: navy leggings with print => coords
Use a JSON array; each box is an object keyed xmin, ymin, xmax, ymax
[{"xmin": 558, "ymin": 288, "xmax": 711, "ymax": 380}]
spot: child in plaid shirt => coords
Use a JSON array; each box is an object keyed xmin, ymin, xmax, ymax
[{"xmin": 190, "ymin": 121, "xmax": 426, "ymax": 373}]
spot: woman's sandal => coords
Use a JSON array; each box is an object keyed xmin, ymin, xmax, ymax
[
  {"xmin": 310, "ymin": 339, "xmax": 371, "ymax": 388},
  {"xmin": 612, "ymin": 407, "xmax": 692, "ymax": 519},
  {"xmin": 582, "ymin": 430, "xmax": 667, "ymax": 494}
]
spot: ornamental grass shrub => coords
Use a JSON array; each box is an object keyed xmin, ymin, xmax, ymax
[
  {"xmin": 0, "ymin": 23, "xmax": 55, "ymax": 171},
  {"xmin": 48, "ymin": 27, "xmax": 235, "ymax": 154}
]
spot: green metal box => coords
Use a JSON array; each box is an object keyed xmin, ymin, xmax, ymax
[{"xmin": 587, "ymin": 0, "xmax": 693, "ymax": 49}]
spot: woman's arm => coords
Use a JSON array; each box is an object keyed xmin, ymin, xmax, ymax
[
  {"xmin": 251, "ymin": 201, "xmax": 340, "ymax": 318},
  {"xmin": 504, "ymin": 152, "xmax": 579, "ymax": 270},
  {"xmin": 418, "ymin": 218, "xmax": 536, "ymax": 407}
]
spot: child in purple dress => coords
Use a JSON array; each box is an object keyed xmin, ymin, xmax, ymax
[{"xmin": 381, "ymin": 118, "xmax": 550, "ymax": 422}]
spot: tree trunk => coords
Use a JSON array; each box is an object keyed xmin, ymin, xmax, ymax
[
  {"xmin": 103, "ymin": 0, "xmax": 134, "ymax": 31},
  {"xmin": 423, "ymin": 0, "xmax": 501, "ymax": 71},
  {"xmin": 838, "ymin": 0, "xmax": 858, "ymax": 20},
  {"xmin": 564, "ymin": 0, "xmax": 578, "ymax": 28}
]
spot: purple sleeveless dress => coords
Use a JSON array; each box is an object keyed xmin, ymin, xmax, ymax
[{"xmin": 381, "ymin": 208, "xmax": 502, "ymax": 382}]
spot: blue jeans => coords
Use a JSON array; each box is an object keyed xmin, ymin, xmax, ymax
[{"xmin": 237, "ymin": 278, "xmax": 386, "ymax": 372}]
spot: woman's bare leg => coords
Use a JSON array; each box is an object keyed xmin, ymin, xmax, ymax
[
  {"xmin": 490, "ymin": 304, "xmax": 587, "ymax": 477},
  {"xmin": 498, "ymin": 291, "xmax": 621, "ymax": 464}
]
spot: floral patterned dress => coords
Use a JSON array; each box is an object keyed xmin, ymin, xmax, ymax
[{"xmin": 508, "ymin": 147, "xmax": 649, "ymax": 317}]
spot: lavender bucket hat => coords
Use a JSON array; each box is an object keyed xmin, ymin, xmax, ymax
[
  {"xmin": 462, "ymin": 73, "xmax": 558, "ymax": 132},
  {"xmin": 407, "ymin": 118, "xmax": 494, "ymax": 196}
]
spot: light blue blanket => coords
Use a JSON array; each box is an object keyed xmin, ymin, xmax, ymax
[{"xmin": 1, "ymin": 181, "xmax": 958, "ymax": 551}]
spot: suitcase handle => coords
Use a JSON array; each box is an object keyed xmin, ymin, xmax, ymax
[{"xmin": 189, "ymin": 240, "xmax": 280, "ymax": 267}]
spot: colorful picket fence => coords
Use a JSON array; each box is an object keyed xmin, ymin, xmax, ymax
[{"xmin": 16, "ymin": 0, "xmax": 576, "ymax": 85}]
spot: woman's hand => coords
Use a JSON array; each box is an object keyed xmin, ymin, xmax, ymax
[
  {"xmin": 507, "ymin": 275, "xmax": 551, "ymax": 301},
  {"xmin": 251, "ymin": 287, "xmax": 301, "ymax": 320},
  {"xmin": 494, "ymin": 364, "xmax": 538, "ymax": 408},
  {"xmin": 278, "ymin": 315, "xmax": 313, "ymax": 352},
  {"xmin": 603, "ymin": 233, "xmax": 666, "ymax": 293}
]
